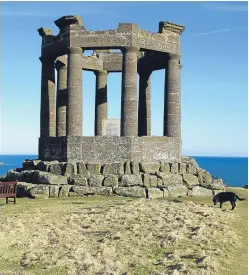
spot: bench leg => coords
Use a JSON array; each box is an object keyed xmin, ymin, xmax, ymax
[
  {"xmin": 6, "ymin": 197, "xmax": 8, "ymax": 204},
  {"xmin": 14, "ymin": 197, "xmax": 16, "ymax": 204}
]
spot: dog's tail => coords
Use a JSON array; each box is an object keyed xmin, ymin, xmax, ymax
[{"xmin": 236, "ymin": 195, "xmax": 246, "ymax": 201}]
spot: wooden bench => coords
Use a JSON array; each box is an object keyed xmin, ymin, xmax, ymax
[{"xmin": 0, "ymin": 181, "xmax": 17, "ymax": 204}]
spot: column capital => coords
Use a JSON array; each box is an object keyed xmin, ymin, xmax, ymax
[
  {"xmin": 168, "ymin": 53, "xmax": 181, "ymax": 61},
  {"xmin": 121, "ymin": 46, "xmax": 140, "ymax": 54},
  {"xmin": 55, "ymin": 60, "xmax": 67, "ymax": 71},
  {"xmin": 39, "ymin": 55, "xmax": 56, "ymax": 63},
  {"xmin": 137, "ymin": 68, "xmax": 152, "ymax": 77},
  {"xmin": 94, "ymin": 70, "xmax": 108, "ymax": 76},
  {"xmin": 67, "ymin": 47, "xmax": 83, "ymax": 55}
]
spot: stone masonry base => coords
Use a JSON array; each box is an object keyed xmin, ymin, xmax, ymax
[{"xmin": 4, "ymin": 157, "xmax": 225, "ymax": 199}]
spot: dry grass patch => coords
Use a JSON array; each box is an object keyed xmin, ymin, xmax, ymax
[{"xmin": 0, "ymin": 188, "xmax": 247, "ymax": 275}]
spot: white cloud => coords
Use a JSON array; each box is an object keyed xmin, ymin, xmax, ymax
[{"xmin": 190, "ymin": 26, "xmax": 247, "ymax": 36}]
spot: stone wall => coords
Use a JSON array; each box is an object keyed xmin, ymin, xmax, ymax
[
  {"xmin": 4, "ymin": 157, "xmax": 225, "ymax": 199},
  {"xmin": 39, "ymin": 136, "xmax": 181, "ymax": 163}
]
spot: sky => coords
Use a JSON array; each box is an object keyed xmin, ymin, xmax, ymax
[{"xmin": 0, "ymin": 1, "xmax": 248, "ymax": 156}]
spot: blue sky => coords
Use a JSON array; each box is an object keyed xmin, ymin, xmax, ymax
[{"xmin": 0, "ymin": 1, "xmax": 248, "ymax": 156}]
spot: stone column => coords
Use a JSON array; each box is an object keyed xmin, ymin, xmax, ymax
[
  {"xmin": 164, "ymin": 53, "xmax": 181, "ymax": 138},
  {"xmin": 55, "ymin": 60, "xmax": 67, "ymax": 137},
  {"xmin": 94, "ymin": 70, "xmax": 108, "ymax": 136},
  {"xmin": 39, "ymin": 56, "xmax": 56, "ymax": 138},
  {"xmin": 121, "ymin": 46, "xmax": 139, "ymax": 136},
  {"xmin": 138, "ymin": 71, "xmax": 151, "ymax": 136},
  {"xmin": 66, "ymin": 47, "xmax": 83, "ymax": 136}
]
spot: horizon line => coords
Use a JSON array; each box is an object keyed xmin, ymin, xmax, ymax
[{"xmin": 0, "ymin": 153, "xmax": 247, "ymax": 158}]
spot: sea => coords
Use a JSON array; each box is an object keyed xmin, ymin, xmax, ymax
[{"xmin": 0, "ymin": 155, "xmax": 247, "ymax": 188}]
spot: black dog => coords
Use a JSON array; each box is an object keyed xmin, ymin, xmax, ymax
[{"xmin": 212, "ymin": 191, "xmax": 245, "ymax": 210}]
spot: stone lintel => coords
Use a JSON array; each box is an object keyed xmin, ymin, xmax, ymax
[
  {"xmin": 82, "ymin": 56, "xmax": 103, "ymax": 71},
  {"xmin": 138, "ymin": 52, "xmax": 168, "ymax": 73},
  {"xmin": 55, "ymin": 15, "xmax": 83, "ymax": 30},
  {"xmin": 38, "ymin": 27, "xmax": 53, "ymax": 37},
  {"xmin": 159, "ymin": 21, "xmax": 185, "ymax": 34},
  {"xmin": 41, "ymin": 39, "xmax": 69, "ymax": 58}
]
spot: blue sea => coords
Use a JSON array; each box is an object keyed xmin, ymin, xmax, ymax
[{"xmin": 0, "ymin": 155, "xmax": 247, "ymax": 187}]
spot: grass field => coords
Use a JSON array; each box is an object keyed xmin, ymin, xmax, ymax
[{"xmin": 0, "ymin": 187, "xmax": 247, "ymax": 275}]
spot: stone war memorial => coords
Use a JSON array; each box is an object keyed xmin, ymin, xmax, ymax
[{"xmin": 5, "ymin": 15, "xmax": 225, "ymax": 199}]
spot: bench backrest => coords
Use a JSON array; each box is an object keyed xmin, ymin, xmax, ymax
[{"xmin": 0, "ymin": 181, "xmax": 17, "ymax": 198}]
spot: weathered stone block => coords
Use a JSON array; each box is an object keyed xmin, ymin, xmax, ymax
[
  {"xmin": 30, "ymin": 185, "xmax": 50, "ymax": 198},
  {"xmin": 200, "ymin": 179, "xmax": 225, "ymax": 190},
  {"xmin": 48, "ymin": 163, "xmax": 65, "ymax": 175},
  {"xmin": 19, "ymin": 170, "xmax": 36, "ymax": 183},
  {"xmin": 88, "ymin": 175, "xmax": 104, "ymax": 186},
  {"xmin": 167, "ymin": 184, "xmax": 188, "ymax": 197},
  {"xmin": 183, "ymin": 157, "xmax": 200, "ymax": 175},
  {"xmin": 119, "ymin": 174, "xmax": 143, "ymax": 187},
  {"xmin": 87, "ymin": 163, "xmax": 101, "ymax": 174},
  {"xmin": 143, "ymin": 174, "xmax": 158, "ymax": 187},
  {"xmin": 59, "ymin": 185, "xmax": 72, "ymax": 197},
  {"xmin": 198, "ymin": 169, "xmax": 212, "ymax": 183},
  {"xmin": 114, "ymin": 186, "xmax": 146, "ymax": 198},
  {"xmin": 157, "ymin": 178, "xmax": 163, "ymax": 186},
  {"xmin": 182, "ymin": 156, "xmax": 200, "ymax": 168},
  {"xmin": 143, "ymin": 174, "xmax": 150, "ymax": 187},
  {"xmin": 102, "ymin": 163, "xmax": 124, "ymax": 175},
  {"xmin": 37, "ymin": 161, "xmax": 50, "ymax": 171},
  {"xmin": 159, "ymin": 162, "xmax": 170, "ymax": 173},
  {"xmin": 33, "ymin": 160, "xmax": 41, "ymax": 168},
  {"xmin": 49, "ymin": 185, "xmax": 60, "ymax": 198},
  {"xmin": 16, "ymin": 182, "xmax": 36, "ymax": 197},
  {"xmin": 22, "ymin": 160, "xmax": 35, "ymax": 170},
  {"xmin": 64, "ymin": 162, "xmax": 77, "ymax": 176},
  {"xmin": 149, "ymin": 175, "xmax": 158, "ymax": 187},
  {"xmin": 68, "ymin": 175, "xmax": 88, "ymax": 186},
  {"xmin": 103, "ymin": 174, "xmax": 119, "ymax": 187},
  {"xmin": 186, "ymin": 164, "xmax": 196, "ymax": 175},
  {"xmin": 124, "ymin": 161, "xmax": 131, "ymax": 175},
  {"xmin": 77, "ymin": 162, "xmax": 89, "ymax": 177},
  {"xmin": 6, "ymin": 170, "xmax": 20, "ymax": 181},
  {"xmin": 147, "ymin": 187, "xmax": 165, "ymax": 199},
  {"xmin": 140, "ymin": 162, "xmax": 160, "ymax": 174},
  {"xmin": 156, "ymin": 172, "xmax": 183, "ymax": 185},
  {"xmin": 183, "ymin": 174, "xmax": 199, "ymax": 189},
  {"xmin": 33, "ymin": 171, "xmax": 68, "ymax": 185},
  {"xmin": 130, "ymin": 161, "xmax": 140, "ymax": 175},
  {"xmin": 72, "ymin": 186, "xmax": 112, "ymax": 196},
  {"xmin": 190, "ymin": 186, "xmax": 213, "ymax": 196},
  {"xmin": 179, "ymin": 163, "xmax": 187, "ymax": 174},
  {"xmin": 170, "ymin": 162, "xmax": 179, "ymax": 174}
]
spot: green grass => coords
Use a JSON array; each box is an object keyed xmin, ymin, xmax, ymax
[{"xmin": 0, "ymin": 188, "xmax": 247, "ymax": 275}]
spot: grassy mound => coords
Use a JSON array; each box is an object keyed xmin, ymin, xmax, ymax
[{"xmin": 0, "ymin": 187, "xmax": 247, "ymax": 275}]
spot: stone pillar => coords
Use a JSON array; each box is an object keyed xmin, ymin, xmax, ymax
[
  {"xmin": 55, "ymin": 60, "xmax": 67, "ymax": 137},
  {"xmin": 66, "ymin": 47, "xmax": 83, "ymax": 136},
  {"xmin": 39, "ymin": 56, "xmax": 56, "ymax": 138},
  {"xmin": 121, "ymin": 46, "xmax": 139, "ymax": 136},
  {"xmin": 164, "ymin": 54, "xmax": 181, "ymax": 138},
  {"xmin": 94, "ymin": 70, "xmax": 108, "ymax": 136},
  {"xmin": 138, "ymin": 71, "xmax": 151, "ymax": 136}
]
